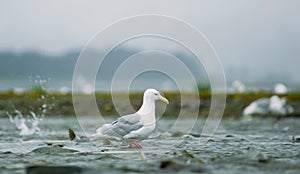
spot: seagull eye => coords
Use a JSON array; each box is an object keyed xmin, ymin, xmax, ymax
[{"xmin": 155, "ymin": 93, "xmax": 158, "ymax": 96}]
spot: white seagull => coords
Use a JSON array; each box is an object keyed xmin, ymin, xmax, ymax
[
  {"xmin": 274, "ymin": 83, "xmax": 288, "ymax": 94},
  {"xmin": 243, "ymin": 98, "xmax": 270, "ymax": 116},
  {"xmin": 243, "ymin": 95, "xmax": 294, "ymax": 117},
  {"xmin": 89, "ymin": 89, "xmax": 169, "ymax": 149},
  {"xmin": 231, "ymin": 80, "xmax": 246, "ymax": 93},
  {"xmin": 269, "ymin": 95, "xmax": 294, "ymax": 116}
]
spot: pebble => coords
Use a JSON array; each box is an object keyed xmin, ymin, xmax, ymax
[
  {"xmin": 292, "ymin": 135, "xmax": 300, "ymax": 143},
  {"xmin": 26, "ymin": 165, "xmax": 83, "ymax": 174},
  {"xmin": 30, "ymin": 146, "xmax": 79, "ymax": 154},
  {"xmin": 245, "ymin": 148, "xmax": 270, "ymax": 163}
]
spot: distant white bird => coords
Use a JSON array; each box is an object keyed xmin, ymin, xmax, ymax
[
  {"xmin": 243, "ymin": 95, "xmax": 294, "ymax": 117},
  {"xmin": 89, "ymin": 89, "xmax": 169, "ymax": 149},
  {"xmin": 274, "ymin": 83, "xmax": 288, "ymax": 94},
  {"xmin": 269, "ymin": 95, "xmax": 294, "ymax": 116},
  {"xmin": 243, "ymin": 98, "xmax": 270, "ymax": 116},
  {"xmin": 231, "ymin": 80, "xmax": 246, "ymax": 93}
]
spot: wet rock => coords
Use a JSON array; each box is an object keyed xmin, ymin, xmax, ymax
[
  {"xmin": 53, "ymin": 144, "xmax": 64, "ymax": 148},
  {"xmin": 188, "ymin": 132, "xmax": 200, "ymax": 137},
  {"xmin": 30, "ymin": 146, "xmax": 78, "ymax": 154},
  {"xmin": 182, "ymin": 150, "xmax": 205, "ymax": 164},
  {"xmin": 256, "ymin": 152, "xmax": 269, "ymax": 163},
  {"xmin": 159, "ymin": 159, "xmax": 207, "ymax": 173},
  {"xmin": 240, "ymin": 138, "xmax": 248, "ymax": 141},
  {"xmin": 45, "ymin": 142, "xmax": 53, "ymax": 146},
  {"xmin": 26, "ymin": 165, "xmax": 83, "ymax": 174},
  {"xmin": 114, "ymin": 164, "xmax": 143, "ymax": 173},
  {"xmin": 100, "ymin": 149, "xmax": 110, "ymax": 153},
  {"xmin": 245, "ymin": 148, "xmax": 270, "ymax": 163},
  {"xmin": 292, "ymin": 135, "xmax": 300, "ymax": 143},
  {"xmin": 102, "ymin": 139, "xmax": 112, "ymax": 145},
  {"xmin": 0, "ymin": 151, "xmax": 13, "ymax": 154},
  {"xmin": 160, "ymin": 150, "xmax": 207, "ymax": 172},
  {"xmin": 182, "ymin": 134, "xmax": 197, "ymax": 140},
  {"xmin": 159, "ymin": 159, "xmax": 179, "ymax": 170},
  {"xmin": 170, "ymin": 131, "xmax": 185, "ymax": 137}
]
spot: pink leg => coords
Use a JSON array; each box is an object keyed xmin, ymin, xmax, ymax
[
  {"xmin": 132, "ymin": 140, "xmax": 143, "ymax": 149},
  {"xmin": 122, "ymin": 140, "xmax": 143, "ymax": 149},
  {"xmin": 272, "ymin": 115, "xmax": 282, "ymax": 125}
]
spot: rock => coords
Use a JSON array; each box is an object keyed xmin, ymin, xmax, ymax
[
  {"xmin": 170, "ymin": 131, "xmax": 185, "ymax": 137},
  {"xmin": 159, "ymin": 159, "xmax": 207, "ymax": 172},
  {"xmin": 160, "ymin": 159, "xmax": 179, "ymax": 170},
  {"xmin": 30, "ymin": 146, "xmax": 79, "ymax": 154},
  {"xmin": 0, "ymin": 151, "xmax": 13, "ymax": 154},
  {"xmin": 102, "ymin": 139, "xmax": 112, "ymax": 145},
  {"xmin": 256, "ymin": 152, "xmax": 269, "ymax": 163},
  {"xmin": 77, "ymin": 136, "xmax": 89, "ymax": 142},
  {"xmin": 246, "ymin": 148, "xmax": 270, "ymax": 163},
  {"xmin": 182, "ymin": 150, "xmax": 205, "ymax": 164},
  {"xmin": 188, "ymin": 132, "xmax": 200, "ymax": 137},
  {"xmin": 26, "ymin": 165, "xmax": 83, "ymax": 174},
  {"xmin": 45, "ymin": 142, "xmax": 53, "ymax": 146},
  {"xmin": 53, "ymin": 144, "xmax": 64, "ymax": 148},
  {"xmin": 292, "ymin": 135, "xmax": 300, "ymax": 143}
]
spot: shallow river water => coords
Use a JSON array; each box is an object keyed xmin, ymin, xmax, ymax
[{"xmin": 0, "ymin": 116, "xmax": 300, "ymax": 174}]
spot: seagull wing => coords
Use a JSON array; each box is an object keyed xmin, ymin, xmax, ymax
[
  {"xmin": 255, "ymin": 98, "xmax": 270, "ymax": 109},
  {"xmin": 96, "ymin": 113, "xmax": 143, "ymax": 139}
]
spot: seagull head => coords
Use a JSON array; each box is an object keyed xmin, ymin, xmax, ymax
[{"xmin": 144, "ymin": 89, "xmax": 169, "ymax": 104}]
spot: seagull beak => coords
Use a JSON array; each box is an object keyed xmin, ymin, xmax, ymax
[{"xmin": 160, "ymin": 97, "xmax": 169, "ymax": 104}]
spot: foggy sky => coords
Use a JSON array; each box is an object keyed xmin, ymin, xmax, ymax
[{"xmin": 1, "ymin": 0, "xmax": 300, "ymax": 84}]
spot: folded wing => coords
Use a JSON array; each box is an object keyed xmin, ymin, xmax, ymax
[{"xmin": 95, "ymin": 113, "xmax": 143, "ymax": 140}]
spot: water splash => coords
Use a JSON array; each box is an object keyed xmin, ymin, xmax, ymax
[
  {"xmin": 38, "ymin": 94, "xmax": 54, "ymax": 117},
  {"xmin": 7, "ymin": 110, "xmax": 43, "ymax": 136},
  {"xmin": 7, "ymin": 76, "xmax": 54, "ymax": 136}
]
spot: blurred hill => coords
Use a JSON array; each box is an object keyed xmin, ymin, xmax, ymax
[
  {"xmin": 0, "ymin": 49, "xmax": 298, "ymax": 91},
  {"xmin": 0, "ymin": 51, "xmax": 78, "ymax": 79}
]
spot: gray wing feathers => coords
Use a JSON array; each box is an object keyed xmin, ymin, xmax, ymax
[
  {"xmin": 98, "ymin": 113, "xmax": 143, "ymax": 139},
  {"xmin": 255, "ymin": 98, "xmax": 270, "ymax": 108},
  {"xmin": 284, "ymin": 104, "xmax": 294, "ymax": 114}
]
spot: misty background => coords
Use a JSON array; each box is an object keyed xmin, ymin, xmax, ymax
[{"xmin": 0, "ymin": 1, "xmax": 299, "ymax": 92}]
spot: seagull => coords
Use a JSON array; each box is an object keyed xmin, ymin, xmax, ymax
[
  {"xmin": 269, "ymin": 95, "xmax": 294, "ymax": 116},
  {"xmin": 89, "ymin": 89, "xmax": 169, "ymax": 149},
  {"xmin": 243, "ymin": 95, "xmax": 294, "ymax": 123},
  {"xmin": 231, "ymin": 80, "xmax": 246, "ymax": 93},
  {"xmin": 243, "ymin": 98, "xmax": 270, "ymax": 116},
  {"xmin": 274, "ymin": 83, "xmax": 288, "ymax": 94}
]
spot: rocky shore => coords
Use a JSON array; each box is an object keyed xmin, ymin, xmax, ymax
[{"xmin": 0, "ymin": 91, "xmax": 300, "ymax": 118}]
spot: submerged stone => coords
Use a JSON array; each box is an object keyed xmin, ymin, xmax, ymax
[
  {"xmin": 245, "ymin": 148, "xmax": 270, "ymax": 163},
  {"xmin": 159, "ymin": 159, "xmax": 207, "ymax": 172},
  {"xmin": 30, "ymin": 146, "xmax": 79, "ymax": 154},
  {"xmin": 292, "ymin": 135, "xmax": 300, "ymax": 143},
  {"xmin": 26, "ymin": 165, "xmax": 83, "ymax": 174}
]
